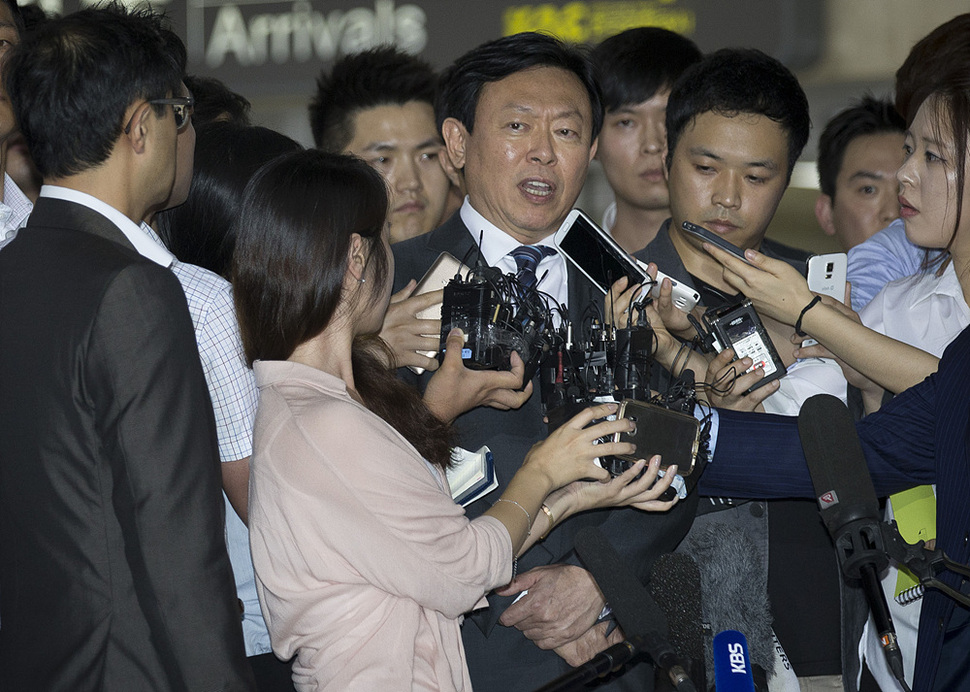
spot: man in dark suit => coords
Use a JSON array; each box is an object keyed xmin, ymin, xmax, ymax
[
  {"xmin": 697, "ymin": 322, "xmax": 970, "ymax": 692},
  {"xmin": 392, "ymin": 32, "xmax": 698, "ymax": 691},
  {"xmin": 0, "ymin": 7, "xmax": 253, "ymax": 690}
]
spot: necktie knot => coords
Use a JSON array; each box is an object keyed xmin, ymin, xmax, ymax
[{"xmin": 510, "ymin": 245, "xmax": 556, "ymax": 289}]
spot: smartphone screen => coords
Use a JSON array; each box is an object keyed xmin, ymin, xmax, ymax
[{"xmin": 556, "ymin": 211, "xmax": 646, "ymax": 293}]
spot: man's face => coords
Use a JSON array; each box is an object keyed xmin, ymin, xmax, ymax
[
  {"xmin": 596, "ymin": 89, "xmax": 670, "ymax": 212},
  {"xmin": 667, "ymin": 110, "xmax": 790, "ymax": 253},
  {"xmin": 444, "ymin": 66, "xmax": 597, "ymax": 244},
  {"xmin": 343, "ymin": 101, "xmax": 451, "ymax": 244},
  {"xmin": 816, "ymin": 131, "xmax": 905, "ymax": 251},
  {"xmin": 0, "ymin": 4, "xmax": 20, "ymax": 143}
]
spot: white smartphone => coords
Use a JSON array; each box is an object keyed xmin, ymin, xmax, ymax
[
  {"xmin": 806, "ymin": 253, "xmax": 848, "ymax": 301},
  {"xmin": 802, "ymin": 253, "xmax": 847, "ymax": 347},
  {"xmin": 553, "ymin": 209, "xmax": 699, "ymax": 312}
]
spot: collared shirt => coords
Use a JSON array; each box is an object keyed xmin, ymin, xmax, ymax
[
  {"xmin": 38, "ymin": 185, "xmax": 174, "ymax": 267},
  {"xmin": 847, "ymin": 219, "xmax": 928, "ymax": 312},
  {"xmin": 0, "ymin": 175, "xmax": 33, "ymax": 251},
  {"xmin": 459, "ymin": 197, "xmax": 569, "ymax": 310},
  {"xmin": 140, "ymin": 223, "xmax": 269, "ymax": 658},
  {"xmin": 860, "ymin": 261, "xmax": 970, "ymax": 358}
]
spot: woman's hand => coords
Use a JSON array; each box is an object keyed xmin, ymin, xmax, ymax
[
  {"xmin": 379, "ymin": 280, "xmax": 443, "ymax": 371},
  {"xmin": 703, "ymin": 243, "xmax": 815, "ymax": 326},
  {"xmin": 700, "ymin": 347, "xmax": 778, "ymax": 411},
  {"xmin": 523, "ymin": 403, "xmax": 631, "ymax": 488},
  {"xmin": 553, "ymin": 455, "xmax": 679, "ymax": 514}
]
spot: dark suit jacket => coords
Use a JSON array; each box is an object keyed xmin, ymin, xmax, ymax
[
  {"xmin": 393, "ymin": 212, "xmax": 700, "ymax": 691},
  {"xmin": 0, "ymin": 198, "xmax": 253, "ymax": 691},
  {"xmin": 702, "ymin": 325, "xmax": 970, "ymax": 692}
]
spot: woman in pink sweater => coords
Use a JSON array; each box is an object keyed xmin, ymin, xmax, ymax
[{"xmin": 231, "ymin": 150, "xmax": 678, "ymax": 691}]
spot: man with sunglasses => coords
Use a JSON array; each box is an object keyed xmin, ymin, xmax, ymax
[{"xmin": 0, "ymin": 6, "xmax": 254, "ymax": 691}]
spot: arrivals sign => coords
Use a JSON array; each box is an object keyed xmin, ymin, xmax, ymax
[{"xmin": 28, "ymin": 0, "xmax": 821, "ymax": 97}]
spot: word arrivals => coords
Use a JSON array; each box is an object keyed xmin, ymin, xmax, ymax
[{"xmin": 204, "ymin": 0, "xmax": 427, "ymax": 68}]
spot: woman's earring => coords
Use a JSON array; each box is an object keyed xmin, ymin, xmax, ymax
[{"xmin": 358, "ymin": 277, "xmax": 366, "ymax": 284}]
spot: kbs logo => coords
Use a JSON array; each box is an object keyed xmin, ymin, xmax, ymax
[{"xmin": 728, "ymin": 641, "xmax": 746, "ymax": 673}]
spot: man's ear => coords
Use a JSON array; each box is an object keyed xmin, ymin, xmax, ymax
[
  {"xmin": 661, "ymin": 143, "xmax": 670, "ymax": 183},
  {"xmin": 442, "ymin": 117, "xmax": 468, "ymax": 171},
  {"xmin": 815, "ymin": 194, "xmax": 836, "ymax": 236},
  {"xmin": 123, "ymin": 102, "xmax": 151, "ymax": 154},
  {"xmin": 588, "ymin": 134, "xmax": 598, "ymax": 162},
  {"xmin": 439, "ymin": 145, "xmax": 463, "ymax": 190}
]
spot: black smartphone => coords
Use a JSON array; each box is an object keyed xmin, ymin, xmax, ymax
[
  {"xmin": 554, "ymin": 209, "xmax": 648, "ymax": 292},
  {"xmin": 681, "ymin": 220, "xmax": 751, "ymax": 264}
]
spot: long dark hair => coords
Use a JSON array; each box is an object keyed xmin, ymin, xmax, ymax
[
  {"xmin": 155, "ymin": 122, "xmax": 301, "ymax": 278},
  {"xmin": 232, "ymin": 150, "xmax": 454, "ymax": 468}
]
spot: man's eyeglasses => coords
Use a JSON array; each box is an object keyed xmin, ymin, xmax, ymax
[{"xmin": 123, "ymin": 96, "xmax": 195, "ymax": 135}]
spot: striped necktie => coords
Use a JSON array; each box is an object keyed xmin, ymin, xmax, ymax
[{"xmin": 510, "ymin": 244, "xmax": 557, "ymax": 289}]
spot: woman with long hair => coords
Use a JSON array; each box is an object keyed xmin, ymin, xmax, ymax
[{"xmin": 232, "ymin": 150, "xmax": 678, "ymax": 691}]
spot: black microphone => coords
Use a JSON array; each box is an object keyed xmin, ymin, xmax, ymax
[
  {"xmin": 648, "ymin": 553, "xmax": 705, "ymax": 691},
  {"xmin": 797, "ymin": 394, "xmax": 906, "ymax": 687},
  {"xmin": 572, "ymin": 527, "xmax": 695, "ymax": 691}
]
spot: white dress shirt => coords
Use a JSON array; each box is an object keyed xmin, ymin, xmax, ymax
[
  {"xmin": 37, "ymin": 185, "xmax": 174, "ymax": 267},
  {"xmin": 460, "ymin": 197, "xmax": 570, "ymax": 311}
]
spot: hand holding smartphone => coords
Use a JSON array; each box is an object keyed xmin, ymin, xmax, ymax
[{"xmin": 681, "ymin": 220, "xmax": 752, "ymax": 264}]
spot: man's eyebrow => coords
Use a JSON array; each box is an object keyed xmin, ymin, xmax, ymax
[
  {"xmin": 846, "ymin": 170, "xmax": 890, "ymax": 182},
  {"xmin": 360, "ymin": 142, "xmax": 398, "ymax": 153}
]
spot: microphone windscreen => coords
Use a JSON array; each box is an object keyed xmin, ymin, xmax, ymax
[
  {"xmin": 713, "ymin": 630, "xmax": 756, "ymax": 692},
  {"xmin": 797, "ymin": 394, "xmax": 880, "ymax": 533},
  {"xmin": 684, "ymin": 522, "xmax": 774, "ymax": 683},
  {"xmin": 648, "ymin": 553, "xmax": 704, "ymax": 663}
]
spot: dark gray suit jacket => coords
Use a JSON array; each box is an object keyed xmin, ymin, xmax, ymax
[
  {"xmin": 393, "ymin": 212, "xmax": 699, "ymax": 691},
  {"xmin": 0, "ymin": 198, "xmax": 253, "ymax": 691}
]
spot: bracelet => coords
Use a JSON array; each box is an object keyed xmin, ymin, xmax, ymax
[
  {"xmin": 494, "ymin": 498, "xmax": 532, "ymax": 537},
  {"xmin": 538, "ymin": 503, "xmax": 556, "ymax": 541},
  {"xmin": 794, "ymin": 295, "xmax": 822, "ymax": 337}
]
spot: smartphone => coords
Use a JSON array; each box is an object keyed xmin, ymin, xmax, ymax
[
  {"xmin": 610, "ymin": 399, "xmax": 700, "ymax": 477},
  {"xmin": 681, "ymin": 220, "xmax": 751, "ymax": 264},
  {"xmin": 703, "ymin": 300, "xmax": 786, "ymax": 392},
  {"xmin": 408, "ymin": 252, "xmax": 471, "ymax": 374},
  {"xmin": 806, "ymin": 253, "xmax": 847, "ymax": 301},
  {"xmin": 635, "ymin": 261, "xmax": 700, "ymax": 313},
  {"xmin": 554, "ymin": 209, "xmax": 700, "ymax": 312}
]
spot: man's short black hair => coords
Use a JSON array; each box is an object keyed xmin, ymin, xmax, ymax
[
  {"xmin": 665, "ymin": 48, "xmax": 810, "ymax": 181},
  {"xmin": 308, "ymin": 46, "xmax": 437, "ymax": 151},
  {"xmin": 591, "ymin": 27, "xmax": 701, "ymax": 112},
  {"xmin": 816, "ymin": 97, "xmax": 905, "ymax": 199},
  {"xmin": 185, "ymin": 74, "xmax": 251, "ymax": 129},
  {"xmin": 5, "ymin": 3, "xmax": 185, "ymax": 180},
  {"xmin": 435, "ymin": 31, "xmax": 603, "ymax": 140}
]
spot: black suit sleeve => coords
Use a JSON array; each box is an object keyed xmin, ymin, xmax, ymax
[{"xmin": 89, "ymin": 264, "xmax": 254, "ymax": 691}]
